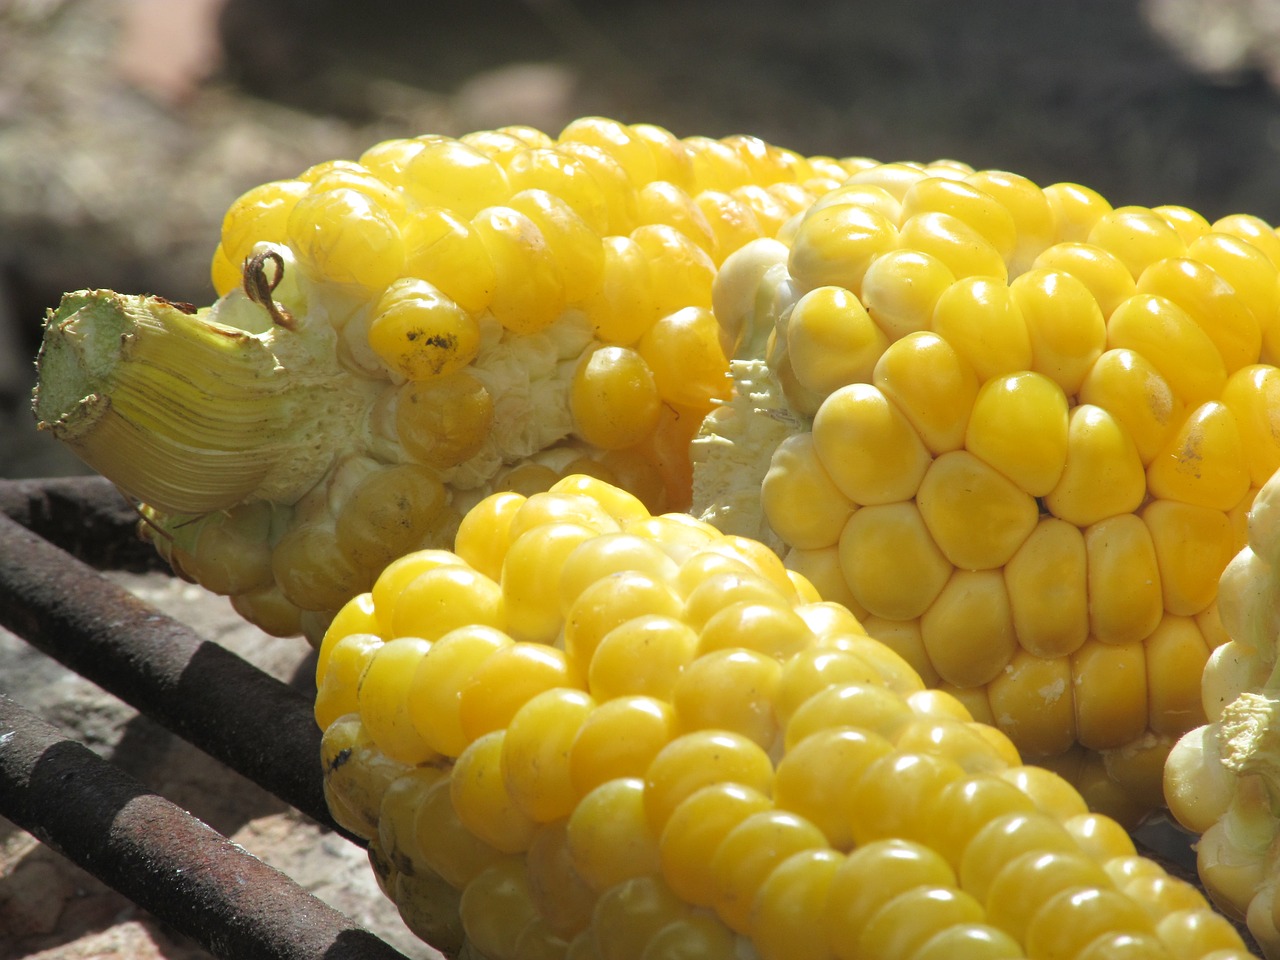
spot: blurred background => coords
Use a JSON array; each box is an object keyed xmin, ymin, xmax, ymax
[{"xmin": 6, "ymin": 0, "xmax": 1280, "ymax": 478}]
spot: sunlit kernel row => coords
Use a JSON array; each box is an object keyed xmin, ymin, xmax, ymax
[
  {"xmin": 315, "ymin": 478, "xmax": 1253, "ymax": 960},
  {"xmin": 708, "ymin": 167, "xmax": 1280, "ymax": 824}
]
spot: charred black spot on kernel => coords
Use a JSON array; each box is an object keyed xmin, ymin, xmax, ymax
[{"xmin": 328, "ymin": 747, "xmax": 353, "ymax": 772}]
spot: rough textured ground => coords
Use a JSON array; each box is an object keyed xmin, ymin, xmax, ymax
[
  {"xmin": 0, "ymin": 570, "xmax": 440, "ymax": 960},
  {"xmin": 3, "ymin": 0, "xmax": 1278, "ymax": 956}
]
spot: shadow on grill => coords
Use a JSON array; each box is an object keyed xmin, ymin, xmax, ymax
[{"xmin": 0, "ymin": 476, "xmax": 414, "ymax": 960}]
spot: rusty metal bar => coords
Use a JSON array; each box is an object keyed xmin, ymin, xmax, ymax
[
  {"xmin": 0, "ymin": 694, "xmax": 411, "ymax": 960},
  {"xmin": 0, "ymin": 475, "xmax": 163, "ymax": 571},
  {"xmin": 0, "ymin": 508, "xmax": 342, "ymax": 837}
]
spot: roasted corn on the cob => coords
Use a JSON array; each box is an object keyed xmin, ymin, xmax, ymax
[
  {"xmin": 35, "ymin": 119, "xmax": 835, "ymax": 643},
  {"xmin": 32, "ymin": 118, "xmax": 1280, "ymax": 824},
  {"xmin": 1166, "ymin": 466, "xmax": 1280, "ymax": 955},
  {"xmin": 319, "ymin": 474, "xmax": 1257, "ymax": 960},
  {"xmin": 693, "ymin": 169, "xmax": 1280, "ymax": 824}
]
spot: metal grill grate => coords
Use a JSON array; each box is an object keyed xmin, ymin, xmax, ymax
[{"xmin": 0, "ymin": 476, "xmax": 413, "ymax": 960}]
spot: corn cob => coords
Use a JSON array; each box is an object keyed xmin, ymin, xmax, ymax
[
  {"xmin": 33, "ymin": 119, "xmax": 837, "ymax": 644},
  {"xmin": 692, "ymin": 170, "xmax": 1280, "ymax": 825},
  {"xmin": 318, "ymin": 473, "xmax": 1257, "ymax": 960},
  {"xmin": 1165, "ymin": 466, "xmax": 1280, "ymax": 956},
  {"xmin": 32, "ymin": 119, "xmax": 1280, "ymax": 822}
]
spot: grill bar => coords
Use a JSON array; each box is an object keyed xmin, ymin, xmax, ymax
[
  {"xmin": 0, "ymin": 694, "xmax": 411, "ymax": 960},
  {"xmin": 0, "ymin": 506, "xmax": 342, "ymax": 836}
]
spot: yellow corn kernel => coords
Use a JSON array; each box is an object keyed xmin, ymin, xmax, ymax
[
  {"xmin": 1083, "ymin": 513, "xmax": 1164, "ymax": 645},
  {"xmin": 1033, "ymin": 241, "xmax": 1138, "ymax": 319},
  {"xmin": 368, "ymin": 278, "xmax": 480, "ymax": 381},
  {"xmin": 846, "ymin": 751, "xmax": 967, "ymax": 847},
  {"xmin": 504, "ymin": 147, "xmax": 610, "ymax": 235},
  {"xmin": 566, "ymin": 778, "xmax": 659, "ymax": 891},
  {"xmin": 560, "ymin": 116, "xmax": 658, "ymax": 187},
  {"xmin": 931, "ymin": 277, "xmax": 1033, "ymax": 383},
  {"xmin": 471, "ymin": 206, "xmax": 567, "ymax": 335},
  {"xmin": 404, "ymin": 138, "xmax": 511, "ymax": 217},
  {"xmin": 773, "ymin": 728, "xmax": 896, "ymax": 849},
  {"xmin": 335, "ymin": 463, "xmax": 447, "ymax": 572},
  {"xmin": 358, "ymin": 137, "xmax": 427, "ymax": 186},
  {"xmin": 1044, "ymin": 181, "xmax": 1113, "ymax": 244},
  {"xmin": 860, "ymin": 248, "xmax": 957, "ymax": 342},
  {"xmin": 220, "ymin": 178, "xmax": 310, "ymax": 268},
  {"xmin": 697, "ymin": 599, "xmax": 812, "ymax": 661},
  {"xmin": 1141, "ymin": 499, "xmax": 1237, "ymax": 616},
  {"xmin": 871, "ymin": 331, "xmax": 979, "ymax": 455},
  {"xmin": 985, "ymin": 849, "xmax": 1115, "ymax": 943},
  {"xmin": 1221, "ymin": 364, "xmax": 1280, "ymax": 486},
  {"xmin": 784, "ymin": 681, "xmax": 913, "ymax": 751},
  {"xmin": 898, "ymin": 211, "xmax": 1009, "ymax": 283},
  {"xmin": 555, "ymin": 140, "xmax": 639, "ymax": 236},
  {"xmin": 458, "ymin": 642, "xmax": 570, "ymax": 744},
  {"xmin": 637, "ymin": 306, "xmax": 732, "ymax": 410},
  {"xmin": 644, "ymin": 730, "xmax": 774, "ymax": 832},
  {"xmin": 1146, "ymin": 402, "xmax": 1250, "ymax": 511},
  {"xmin": 811, "ymin": 383, "xmax": 932, "ymax": 505},
  {"xmin": 751, "ymin": 848, "xmax": 844, "ymax": 960},
  {"xmin": 858, "ymin": 885, "xmax": 987, "ymax": 960},
  {"xmin": 787, "ymin": 203, "xmax": 899, "ymax": 298},
  {"xmin": 568, "ymin": 695, "xmax": 674, "ymax": 797},
  {"xmin": 286, "ymin": 186, "xmax": 405, "ymax": 291},
  {"xmin": 920, "ymin": 569, "xmax": 1018, "ymax": 688},
  {"xmin": 1143, "ymin": 615, "xmax": 1209, "ymax": 737},
  {"xmin": 966, "ymin": 371, "xmax": 1070, "ymax": 497},
  {"xmin": 847, "ymin": 161, "xmax": 930, "ymax": 200},
  {"xmin": 582, "ymin": 235, "xmax": 660, "ymax": 345},
  {"xmin": 502, "ymin": 687, "xmax": 595, "ymax": 822},
  {"xmin": 400, "ymin": 206, "xmax": 497, "ymax": 316},
  {"xmin": 786, "ymin": 285, "xmax": 891, "ymax": 396},
  {"xmin": 695, "ymin": 190, "xmax": 765, "ymax": 263},
  {"xmin": 825, "ymin": 839, "xmax": 957, "ymax": 954},
  {"xmin": 1089, "ymin": 206, "xmax": 1188, "ymax": 280},
  {"xmin": 761, "ymin": 434, "xmax": 856, "ymax": 550},
  {"xmin": 1003, "ymin": 517, "xmax": 1088, "ymax": 658},
  {"xmin": 1136, "ymin": 257, "xmax": 1261, "ymax": 374},
  {"xmin": 570, "ymin": 346, "xmax": 662, "ymax": 451},
  {"xmin": 450, "ymin": 730, "xmax": 538, "ymax": 854},
  {"xmin": 659, "ymin": 782, "xmax": 772, "ymax": 907},
  {"xmin": 1212, "ymin": 213, "xmax": 1280, "ymax": 269},
  {"xmin": 1024, "ymin": 887, "xmax": 1156, "ymax": 960},
  {"xmin": 964, "ymin": 168, "xmax": 1055, "ymax": 274},
  {"xmin": 683, "ymin": 135, "xmax": 753, "ymax": 193},
  {"xmin": 1188, "ymin": 231, "xmax": 1280, "ymax": 362},
  {"xmin": 1076, "ymin": 349, "xmax": 1183, "ymax": 466},
  {"xmin": 631, "ymin": 223, "xmax": 717, "ymax": 314},
  {"xmin": 986, "ymin": 650, "xmax": 1077, "ymax": 758},
  {"xmin": 1043, "ymin": 404, "xmax": 1147, "ymax": 528},
  {"xmin": 1011, "ymin": 268, "xmax": 1108, "ymax": 395},
  {"xmin": 1071, "ymin": 639, "xmax": 1148, "ymax": 750},
  {"xmin": 900, "ymin": 177, "xmax": 1018, "ymax": 262},
  {"xmin": 806, "ymin": 182, "xmax": 902, "ymax": 225},
  {"xmin": 709, "ymin": 809, "xmax": 828, "ymax": 933},
  {"xmin": 837, "ymin": 502, "xmax": 951, "ymax": 620},
  {"xmin": 859, "ymin": 617, "xmax": 937, "ymax": 688},
  {"xmin": 628, "ymin": 123, "xmax": 694, "ymax": 191},
  {"xmin": 958, "ymin": 810, "xmax": 1079, "ymax": 902},
  {"xmin": 636, "ymin": 181, "xmax": 718, "ymax": 253},
  {"xmin": 916, "ymin": 450, "xmax": 1039, "ymax": 570},
  {"xmin": 1153, "ymin": 204, "xmax": 1211, "ymax": 244},
  {"xmin": 506, "ymin": 188, "xmax": 606, "ymax": 304}
]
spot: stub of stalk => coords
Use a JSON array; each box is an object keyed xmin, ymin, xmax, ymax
[{"xmin": 32, "ymin": 287, "xmax": 374, "ymax": 515}]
